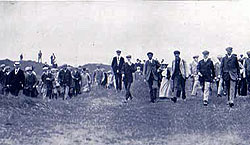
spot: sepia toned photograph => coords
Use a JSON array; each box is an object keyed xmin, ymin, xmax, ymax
[{"xmin": 0, "ymin": 0, "xmax": 250, "ymax": 144}]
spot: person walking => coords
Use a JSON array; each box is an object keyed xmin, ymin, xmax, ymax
[
  {"xmin": 197, "ymin": 51, "xmax": 215, "ymax": 106},
  {"xmin": 111, "ymin": 50, "xmax": 125, "ymax": 91},
  {"xmin": 159, "ymin": 63, "xmax": 171, "ymax": 98},
  {"xmin": 58, "ymin": 64, "xmax": 72, "ymax": 100},
  {"xmin": 143, "ymin": 52, "xmax": 161, "ymax": 103},
  {"xmin": 9, "ymin": 62, "xmax": 25, "ymax": 96},
  {"xmin": 23, "ymin": 67, "xmax": 38, "ymax": 97},
  {"xmin": 215, "ymin": 55, "xmax": 225, "ymax": 97},
  {"xmin": 190, "ymin": 55, "xmax": 200, "ymax": 96},
  {"xmin": 170, "ymin": 51, "xmax": 188, "ymax": 103},
  {"xmin": 221, "ymin": 47, "xmax": 240, "ymax": 107},
  {"xmin": 122, "ymin": 55, "xmax": 136, "ymax": 102}
]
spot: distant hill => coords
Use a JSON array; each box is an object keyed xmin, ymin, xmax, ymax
[{"xmin": 0, "ymin": 59, "xmax": 111, "ymax": 76}]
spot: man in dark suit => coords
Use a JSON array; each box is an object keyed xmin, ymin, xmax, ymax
[
  {"xmin": 221, "ymin": 47, "xmax": 240, "ymax": 107},
  {"xmin": 58, "ymin": 64, "xmax": 72, "ymax": 100},
  {"xmin": 122, "ymin": 55, "xmax": 136, "ymax": 102},
  {"xmin": 143, "ymin": 52, "xmax": 160, "ymax": 103},
  {"xmin": 197, "ymin": 50, "xmax": 215, "ymax": 106},
  {"xmin": 111, "ymin": 50, "xmax": 125, "ymax": 91},
  {"xmin": 9, "ymin": 62, "xmax": 25, "ymax": 96}
]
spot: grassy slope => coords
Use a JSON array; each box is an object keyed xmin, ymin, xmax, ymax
[{"xmin": 0, "ymin": 79, "xmax": 250, "ymax": 145}]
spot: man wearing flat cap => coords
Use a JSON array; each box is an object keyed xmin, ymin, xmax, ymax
[
  {"xmin": 23, "ymin": 67, "xmax": 38, "ymax": 98},
  {"xmin": 122, "ymin": 55, "xmax": 136, "ymax": 102},
  {"xmin": 221, "ymin": 47, "xmax": 240, "ymax": 107},
  {"xmin": 58, "ymin": 64, "xmax": 72, "ymax": 100},
  {"xmin": 9, "ymin": 61, "xmax": 25, "ymax": 96},
  {"xmin": 244, "ymin": 51, "xmax": 250, "ymax": 93},
  {"xmin": 197, "ymin": 50, "xmax": 215, "ymax": 106},
  {"xmin": 111, "ymin": 50, "xmax": 125, "ymax": 91},
  {"xmin": 170, "ymin": 50, "xmax": 188, "ymax": 103},
  {"xmin": 189, "ymin": 55, "xmax": 200, "ymax": 96},
  {"xmin": 143, "ymin": 52, "xmax": 161, "ymax": 103}
]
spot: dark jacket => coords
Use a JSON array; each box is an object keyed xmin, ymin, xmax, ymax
[
  {"xmin": 197, "ymin": 58, "xmax": 215, "ymax": 82},
  {"xmin": 58, "ymin": 69, "xmax": 72, "ymax": 86},
  {"xmin": 122, "ymin": 62, "xmax": 136, "ymax": 83},
  {"xmin": 111, "ymin": 56, "xmax": 125, "ymax": 75},
  {"xmin": 24, "ymin": 73, "xmax": 38, "ymax": 88},
  {"xmin": 9, "ymin": 69, "xmax": 25, "ymax": 90},
  {"xmin": 41, "ymin": 73, "xmax": 54, "ymax": 89},
  {"xmin": 72, "ymin": 71, "xmax": 82, "ymax": 84},
  {"xmin": 221, "ymin": 54, "xmax": 240, "ymax": 81},
  {"xmin": 143, "ymin": 59, "xmax": 160, "ymax": 81}
]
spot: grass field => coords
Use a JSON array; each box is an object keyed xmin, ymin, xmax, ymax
[{"xmin": 0, "ymin": 79, "xmax": 250, "ymax": 145}]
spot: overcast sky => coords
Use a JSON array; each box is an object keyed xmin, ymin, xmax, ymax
[{"xmin": 0, "ymin": 0, "xmax": 250, "ymax": 66}]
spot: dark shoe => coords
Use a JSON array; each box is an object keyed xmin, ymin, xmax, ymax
[
  {"xmin": 203, "ymin": 101, "xmax": 208, "ymax": 106},
  {"xmin": 217, "ymin": 94, "xmax": 222, "ymax": 97},
  {"xmin": 182, "ymin": 95, "xmax": 186, "ymax": 100},
  {"xmin": 229, "ymin": 103, "xmax": 234, "ymax": 108},
  {"xmin": 171, "ymin": 97, "xmax": 177, "ymax": 103}
]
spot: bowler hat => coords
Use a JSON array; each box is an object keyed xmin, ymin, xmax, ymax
[
  {"xmin": 193, "ymin": 55, "xmax": 199, "ymax": 58},
  {"xmin": 147, "ymin": 52, "xmax": 153, "ymax": 56},
  {"xmin": 174, "ymin": 50, "xmax": 180, "ymax": 55},
  {"xmin": 202, "ymin": 50, "xmax": 209, "ymax": 55},
  {"xmin": 126, "ymin": 55, "xmax": 132, "ymax": 58},
  {"xmin": 116, "ymin": 50, "xmax": 121, "ymax": 53},
  {"xmin": 226, "ymin": 47, "xmax": 233, "ymax": 52}
]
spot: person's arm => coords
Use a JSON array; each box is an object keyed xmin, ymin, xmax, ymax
[
  {"xmin": 211, "ymin": 60, "xmax": 215, "ymax": 80},
  {"xmin": 220, "ymin": 58, "xmax": 224, "ymax": 76}
]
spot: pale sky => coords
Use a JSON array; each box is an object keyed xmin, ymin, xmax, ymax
[{"xmin": 1, "ymin": 0, "xmax": 250, "ymax": 66}]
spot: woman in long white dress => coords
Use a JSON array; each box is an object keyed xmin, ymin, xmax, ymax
[{"xmin": 159, "ymin": 64, "xmax": 171, "ymax": 98}]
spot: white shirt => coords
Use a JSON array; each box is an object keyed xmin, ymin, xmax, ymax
[
  {"xmin": 204, "ymin": 58, "xmax": 208, "ymax": 62},
  {"xmin": 149, "ymin": 59, "xmax": 153, "ymax": 63},
  {"xmin": 15, "ymin": 68, "xmax": 20, "ymax": 75},
  {"xmin": 117, "ymin": 56, "xmax": 120, "ymax": 66}
]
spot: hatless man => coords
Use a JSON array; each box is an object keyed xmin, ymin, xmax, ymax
[
  {"xmin": 143, "ymin": 52, "xmax": 161, "ymax": 103},
  {"xmin": 190, "ymin": 55, "xmax": 200, "ymax": 96},
  {"xmin": 9, "ymin": 62, "xmax": 25, "ymax": 96},
  {"xmin": 221, "ymin": 47, "xmax": 240, "ymax": 107},
  {"xmin": 72, "ymin": 67, "xmax": 82, "ymax": 96},
  {"xmin": 197, "ymin": 51, "xmax": 215, "ymax": 106},
  {"xmin": 93, "ymin": 65, "xmax": 104, "ymax": 86},
  {"xmin": 111, "ymin": 50, "xmax": 125, "ymax": 91},
  {"xmin": 170, "ymin": 51, "xmax": 188, "ymax": 103}
]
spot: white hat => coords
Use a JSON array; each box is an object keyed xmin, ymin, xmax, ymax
[
  {"xmin": 25, "ymin": 67, "xmax": 32, "ymax": 71},
  {"xmin": 14, "ymin": 61, "xmax": 21, "ymax": 66},
  {"xmin": 0, "ymin": 64, "xmax": 6, "ymax": 68}
]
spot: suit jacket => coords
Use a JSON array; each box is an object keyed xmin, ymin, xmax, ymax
[
  {"xmin": 111, "ymin": 56, "xmax": 125, "ymax": 75},
  {"xmin": 122, "ymin": 62, "xmax": 136, "ymax": 83},
  {"xmin": 58, "ymin": 69, "xmax": 72, "ymax": 86},
  {"xmin": 171, "ymin": 58, "xmax": 188, "ymax": 79},
  {"xmin": 143, "ymin": 59, "xmax": 160, "ymax": 81},
  {"xmin": 197, "ymin": 58, "xmax": 215, "ymax": 82},
  {"xmin": 9, "ymin": 69, "xmax": 25, "ymax": 90},
  {"xmin": 221, "ymin": 54, "xmax": 240, "ymax": 81}
]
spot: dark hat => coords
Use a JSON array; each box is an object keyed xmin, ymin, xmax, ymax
[
  {"xmin": 226, "ymin": 47, "xmax": 233, "ymax": 52},
  {"xmin": 126, "ymin": 55, "xmax": 132, "ymax": 58},
  {"xmin": 147, "ymin": 52, "xmax": 153, "ymax": 56},
  {"xmin": 62, "ymin": 64, "xmax": 67, "ymax": 68},
  {"xmin": 174, "ymin": 50, "xmax": 180, "ymax": 55},
  {"xmin": 193, "ymin": 55, "xmax": 199, "ymax": 58},
  {"xmin": 82, "ymin": 68, "xmax": 86, "ymax": 71},
  {"xmin": 116, "ymin": 50, "xmax": 121, "ymax": 53},
  {"xmin": 202, "ymin": 50, "xmax": 209, "ymax": 55}
]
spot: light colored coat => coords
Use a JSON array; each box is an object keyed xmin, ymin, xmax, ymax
[{"xmin": 171, "ymin": 58, "xmax": 188, "ymax": 78}]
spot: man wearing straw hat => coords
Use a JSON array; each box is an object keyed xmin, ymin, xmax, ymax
[
  {"xmin": 197, "ymin": 50, "xmax": 215, "ymax": 106},
  {"xmin": 9, "ymin": 61, "xmax": 25, "ymax": 96},
  {"xmin": 221, "ymin": 47, "xmax": 240, "ymax": 107}
]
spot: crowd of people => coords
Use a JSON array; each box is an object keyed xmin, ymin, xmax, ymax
[
  {"xmin": 1, "ymin": 47, "xmax": 250, "ymax": 108},
  {"xmin": 111, "ymin": 47, "xmax": 250, "ymax": 107}
]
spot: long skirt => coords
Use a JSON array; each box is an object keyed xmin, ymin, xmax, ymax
[{"xmin": 159, "ymin": 77, "xmax": 171, "ymax": 98}]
